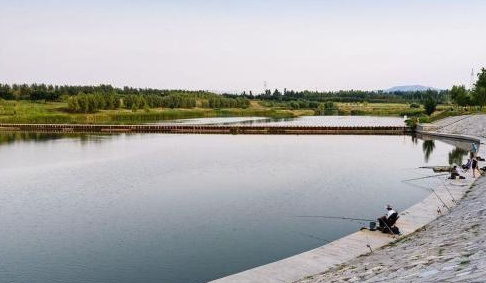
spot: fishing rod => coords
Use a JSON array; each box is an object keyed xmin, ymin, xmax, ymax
[
  {"xmin": 294, "ymin": 215, "xmax": 374, "ymax": 222},
  {"xmin": 402, "ymin": 173, "xmax": 449, "ymax": 182},
  {"xmin": 294, "ymin": 216, "xmax": 379, "ymax": 245},
  {"xmin": 402, "ymin": 180, "xmax": 451, "ymax": 212},
  {"xmin": 402, "ymin": 169, "xmax": 457, "ymax": 205},
  {"xmin": 419, "ymin": 166, "xmax": 450, "ymax": 169},
  {"xmin": 438, "ymin": 177, "xmax": 457, "ymax": 203}
]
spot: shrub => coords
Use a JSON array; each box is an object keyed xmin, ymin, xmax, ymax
[
  {"xmin": 315, "ymin": 101, "xmax": 339, "ymax": 115},
  {"xmin": 423, "ymin": 91, "xmax": 438, "ymax": 115},
  {"xmin": 350, "ymin": 110, "xmax": 366, "ymax": 116}
]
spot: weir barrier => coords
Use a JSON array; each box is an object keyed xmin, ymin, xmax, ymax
[{"xmin": 0, "ymin": 123, "xmax": 412, "ymax": 135}]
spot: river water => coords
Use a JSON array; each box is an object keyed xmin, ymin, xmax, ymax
[
  {"xmin": 0, "ymin": 123, "xmax": 469, "ymax": 283},
  {"xmin": 156, "ymin": 116, "xmax": 406, "ymax": 126}
]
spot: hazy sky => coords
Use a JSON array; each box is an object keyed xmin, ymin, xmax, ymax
[{"xmin": 0, "ymin": 0, "xmax": 485, "ymax": 92}]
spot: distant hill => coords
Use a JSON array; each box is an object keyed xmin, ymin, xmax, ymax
[{"xmin": 384, "ymin": 85, "xmax": 440, "ymax": 92}]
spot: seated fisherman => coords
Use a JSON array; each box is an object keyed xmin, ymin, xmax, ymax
[
  {"xmin": 450, "ymin": 165, "xmax": 465, "ymax": 179},
  {"xmin": 462, "ymin": 158, "xmax": 472, "ymax": 170},
  {"xmin": 377, "ymin": 204, "xmax": 399, "ymax": 234}
]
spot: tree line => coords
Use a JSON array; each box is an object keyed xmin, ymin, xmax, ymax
[
  {"xmin": 65, "ymin": 93, "xmax": 249, "ymax": 113},
  {"xmin": 251, "ymin": 88, "xmax": 449, "ymax": 104},
  {"xmin": 0, "ymin": 84, "xmax": 212, "ymax": 101},
  {"xmin": 0, "ymin": 83, "xmax": 448, "ymax": 105},
  {"xmin": 1, "ymin": 67, "xmax": 485, "ymax": 114},
  {"xmin": 0, "ymin": 84, "xmax": 251, "ymax": 113},
  {"xmin": 449, "ymin": 68, "xmax": 486, "ymax": 110}
]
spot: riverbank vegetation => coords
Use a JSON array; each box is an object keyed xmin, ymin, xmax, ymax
[
  {"xmin": 1, "ymin": 68, "xmax": 485, "ymax": 124},
  {"xmin": 0, "ymin": 99, "xmax": 312, "ymax": 124}
]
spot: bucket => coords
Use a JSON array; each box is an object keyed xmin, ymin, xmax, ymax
[{"xmin": 369, "ymin": 221, "xmax": 377, "ymax": 231}]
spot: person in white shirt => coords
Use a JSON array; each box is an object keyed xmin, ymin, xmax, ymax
[
  {"xmin": 386, "ymin": 205, "xmax": 396, "ymax": 218},
  {"xmin": 377, "ymin": 204, "xmax": 398, "ymax": 233}
]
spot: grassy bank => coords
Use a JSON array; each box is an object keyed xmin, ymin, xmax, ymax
[
  {"xmin": 335, "ymin": 102, "xmax": 457, "ymax": 116},
  {"xmin": 2, "ymin": 100, "xmax": 482, "ymax": 125},
  {"xmin": 0, "ymin": 100, "xmax": 313, "ymax": 124}
]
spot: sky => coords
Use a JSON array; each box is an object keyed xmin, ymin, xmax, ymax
[{"xmin": 0, "ymin": 0, "xmax": 485, "ymax": 93}]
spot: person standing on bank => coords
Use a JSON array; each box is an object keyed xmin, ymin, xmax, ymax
[{"xmin": 472, "ymin": 156, "xmax": 479, "ymax": 178}]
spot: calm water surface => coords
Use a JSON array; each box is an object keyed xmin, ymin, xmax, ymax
[
  {"xmin": 0, "ymin": 130, "xmax": 466, "ymax": 283},
  {"xmin": 157, "ymin": 116, "xmax": 406, "ymax": 126}
]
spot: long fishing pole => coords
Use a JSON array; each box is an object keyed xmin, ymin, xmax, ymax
[
  {"xmin": 295, "ymin": 218, "xmax": 377, "ymax": 249},
  {"xmin": 402, "ymin": 173, "xmax": 449, "ymax": 182},
  {"xmin": 438, "ymin": 177, "xmax": 457, "ymax": 203},
  {"xmin": 402, "ymin": 168, "xmax": 457, "ymax": 208},
  {"xmin": 402, "ymin": 180, "xmax": 451, "ymax": 212},
  {"xmin": 294, "ymin": 215, "xmax": 374, "ymax": 222},
  {"xmin": 419, "ymin": 166, "xmax": 450, "ymax": 169}
]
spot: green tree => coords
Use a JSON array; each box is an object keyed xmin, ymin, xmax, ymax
[
  {"xmin": 272, "ymin": 89, "xmax": 282, "ymax": 101},
  {"xmin": 77, "ymin": 93, "xmax": 89, "ymax": 113},
  {"xmin": 450, "ymin": 85, "xmax": 470, "ymax": 107},
  {"xmin": 472, "ymin": 68, "xmax": 486, "ymax": 109},
  {"xmin": 423, "ymin": 90, "xmax": 437, "ymax": 115},
  {"xmin": 67, "ymin": 97, "xmax": 80, "ymax": 112},
  {"xmin": 315, "ymin": 101, "xmax": 338, "ymax": 115},
  {"xmin": 131, "ymin": 103, "xmax": 138, "ymax": 112}
]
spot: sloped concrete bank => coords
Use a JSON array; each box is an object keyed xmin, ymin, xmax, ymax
[
  {"xmin": 296, "ymin": 114, "xmax": 486, "ymax": 283},
  {"xmin": 208, "ymin": 115, "xmax": 485, "ymax": 283}
]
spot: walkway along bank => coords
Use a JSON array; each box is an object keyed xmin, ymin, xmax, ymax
[{"xmin": 0, "ymin": 123, "xmax": 411, "ymax": 135}]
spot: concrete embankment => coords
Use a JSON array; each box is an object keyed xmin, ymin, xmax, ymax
[
  {"xmin": 0, "ymin": 123, "xmax": 410, "ymax": 135},
  {"xmin": 208, "ymin": 115, "xmax": 485, "ymax": 283},
  {"xmin": 296, "ymin": 114, "xmax": 486, "ymax": 282}
]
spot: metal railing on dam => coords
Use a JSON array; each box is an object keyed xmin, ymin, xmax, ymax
[{"xmin": 0, "ymin": 123, "xmax": 412, "ymax": 135}]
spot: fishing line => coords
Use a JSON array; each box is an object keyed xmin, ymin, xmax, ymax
[
  {"xmin": 402, "ymin": 168, "xmax": 457, "ymax": 205},
  {"xmin": 293, "ymin": 215, "xmax": 374, "ymax": 222},
  {"xmin": 418, "ymin": 165, "xmax": 450, "ymax": 169},
  {"xmin": 402, "ymin": 173, "xmax": 449, "ymax": 182},
  {"xmin": 425, "ymin": 176, "xmax": 456, "ymax": 206},
  {"xmin": 438, "ymin": 177, "xmax": 457, "ymax": 203},
  {"xmin": 297, "ymin": 232, "xmax": 330, "ymax": 243},
  {"xmin": 402, "ymin": 180, "xmax": 451, "ymax": 212}
]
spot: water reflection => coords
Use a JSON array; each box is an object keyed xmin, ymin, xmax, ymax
[
  {"xmin": 413, "ymin": 134, "xmax": 476, "ymax": 166},
  {"xmin": 154, "ymin": 117, "xmax": 294, "ymax": 126},
  {"xmin": 411, "ymin": 135, "xmax": 419, "ymax": 145},
  {"xmin": 448, "ymin": 147, "xmax": 469, "ymax": 165},
  {"xmin": 0, "ymin": 131, "xmax": 112, "ymax": 146},
  {"xmin": 156, "ymin": 116, "xmax": 405, "ymax": 127},
  {"xmin": 0, "ymin": 132, "xmax": 64, "ymax": 145},
  {"xmin": 422, "ymin": 140, "xmax": 436, "ymax": 163}
]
